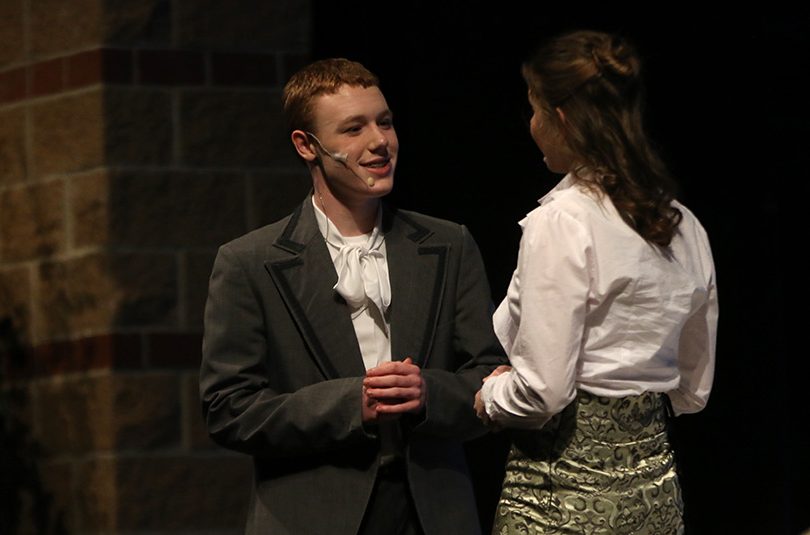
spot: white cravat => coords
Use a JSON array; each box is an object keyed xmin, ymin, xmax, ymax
[
  {"xmin": 312, "ymin": 197, "xmax": 402, "ymax": 462},
  {"xmin": 329, "ymin": 224, "xmax": 391, "ymax": 318},
  {"xmin": 312, "ymin": 197, "xmax": 392, "ymax": 369}
]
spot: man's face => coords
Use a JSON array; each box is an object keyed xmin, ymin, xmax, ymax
[{"xmin": 309, "ymin": 84, "xmax": 398, "ymax": 200}]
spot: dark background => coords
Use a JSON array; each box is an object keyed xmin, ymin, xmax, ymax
[{"xmin": 313, "ymin": 3, "xmax": 809, "ymax": 534}]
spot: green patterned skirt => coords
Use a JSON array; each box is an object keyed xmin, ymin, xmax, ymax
[{"xmin": 493, "ymin": 390, "xmax": 683, "ymax": 535}]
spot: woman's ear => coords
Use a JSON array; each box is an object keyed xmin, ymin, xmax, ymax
[{"xmin": 291, "ymin": 130, "xmax": 318, "ymax": 162}]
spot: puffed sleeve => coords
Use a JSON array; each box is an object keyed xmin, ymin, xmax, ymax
[
  {"xmin": 669, "ymin": 225, "xmax": 718, "ymax": 415},
  {"xmin": 481, "ymin": 205, "xmax": 592, "ymax": 428}
]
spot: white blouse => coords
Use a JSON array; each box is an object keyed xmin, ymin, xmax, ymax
[{"xmin": 481, "ymin": 173, "xmax": 718, "ymax": 428}]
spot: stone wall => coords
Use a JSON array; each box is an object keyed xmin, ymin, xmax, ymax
[{"xmin": 0, "ymin": 2, "xmax": 312, "ymax": 533}]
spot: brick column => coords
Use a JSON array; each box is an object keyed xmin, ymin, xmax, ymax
[{"xmin": 0, "ymin": 1, "xmax": 311, "ymax": 533}]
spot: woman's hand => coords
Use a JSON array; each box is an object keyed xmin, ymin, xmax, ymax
[
  {"xmin": 474, "ymin": 365, "xmax": 512, "ymax": 427},
  {"xmin": 483, "ymin": 365, "xmax": 512, "ymax": 383}
]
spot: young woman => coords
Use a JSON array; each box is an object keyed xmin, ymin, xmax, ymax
[{"xmin": 474, "ymin": 30, "xmax": 718, "ymax": 534}]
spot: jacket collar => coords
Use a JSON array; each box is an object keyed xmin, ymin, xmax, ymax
[{"xmin": 265, "ymin": 197, "xmax": 447, "ymax": 379}]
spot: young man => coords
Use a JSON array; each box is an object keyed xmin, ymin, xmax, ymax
[{"xmin": 200, "ymin": 58, "xmax": 506, "ymax": 535}]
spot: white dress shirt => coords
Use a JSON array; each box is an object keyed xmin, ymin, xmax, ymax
[
  {"xmin": 312, "ymin": 197, "xmax": 392, "ymax": 370},
  {"xmin": 481, "ymin": 173, "xmax": 718, "ymax": 428}
]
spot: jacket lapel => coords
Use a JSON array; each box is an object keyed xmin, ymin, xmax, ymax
[
  {"xmin": 384, "ymin": 206, "xmax": 449, "ymax": 368},
  {"xmin": 265, "ymin": 199, "xmax": 366, "ymax": 380}
]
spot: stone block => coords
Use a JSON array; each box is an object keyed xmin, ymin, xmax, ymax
[
  {"xmin": 184, "ymin": 251, "xmax": 216, "ymax": 331},
  {"xmin": 249, "ymin": 170, "xmax": 311, "ymax": 228},
  {"xmin": 74, "ymin": 457, "xmax": 116, "ymax": 531},
  {"xmin": 29, "ymin": 0, "xmax": 104, "ymax": 59},
  {"xmin": 9, "ymin": 458, "xmax": 74, "ymax": 535},
  {"xmin": 0, "ymin": 106, "xmax": 28, "ymax": 185},
  {"xmin": 0, "ymin": 1, "xmax": 24, "ymax": 68},
  {"xmin": 35, "ymin": 461, "xmax": 76, "ymax": 533},
  {"xmin": 180, "ymin": 89, "xmax": 296, "ymax": 167},
  {"xmin": 76, "ymin": 455, "xmax": 251, "ymax": 531},
  {"xmin": 70, "ymin": 170, "xmax": 246, "ymax": 249},
  {"xmin": 0, "ymin": 266, "xmax": 32, "ymax": 346},
  {"xmin": 35, "ymin": 372, "xmax": 181, "ymax": 455},
  {"xmin": 114, "ymin": 455, "xmax": 251, "ymax": 530},
  {"xmin": 102, "ymin": 0, "xmax": 171, "ymax": 47},
  {"xmin": 34, "ymin": 376, "xmax": 114, "ymax": 455},
  {"xmin": 0, "ymin": 384, "xmax": 34, "ymax": 438},
  {"xmin": 0, "ymin": 180, "xmax": 65, "ymax": 262},
  {"xmin": 104, "ymin": 88, "xmax": 172, "ymax": 165},
  {"xmin": 31, "ymin": 89, "xmax": 104, "ymax": 177},
  {"xmin": 175, "ymin": 0, "xmax": 310, "ymax": 50},
  {"xmin": 183, "ymin": 371, "xmax": 216, "ymax": 450},
  {"xmin": 35, "ymin": 252, "xmax": 177, "ymax": 341},
  {"xmin": 69, "ymin": 170, "xmax": 111, "ymax": 249}
]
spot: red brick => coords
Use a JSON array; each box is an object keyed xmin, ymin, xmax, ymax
[
  {"xmin": 211, "ymin": 52, "xmax": 277, "ymax": 86},
  {"xmin": 66, "ymin": 50, "xmax": 103, "ymax": 87},
  {"xmin": 100, "ymin": 48, "xmax": 134, "ymax": 84},
  {"xmin": 30, "ymin": 57, "xmax": 65, "ymax": 97},
  {"xmin": 28, "ymin": 334, "xmax": 143, "ymax": 377},
  {"xmin": 66, "ymin": 48, "xmax": 133, "ymax": 88},
  {"xmin": 147, "ymin": 332, "xmax": 202, "ymax": 368},
  {"xmin": 137, "ymin": 49, "xmax": 205, "ymax": 86},
  {"xmin": 0, "ymin": 66, "xmax": 26, "ymax": 104}
]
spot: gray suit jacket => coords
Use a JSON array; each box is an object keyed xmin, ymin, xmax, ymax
[{"xmin": 200, "ymin": 198, "xmax": 506, "ymax": 535}]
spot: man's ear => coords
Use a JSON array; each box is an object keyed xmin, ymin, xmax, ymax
[{"xmin": 291, "ymin": 130, "xmax": 317, "ymax": 162}]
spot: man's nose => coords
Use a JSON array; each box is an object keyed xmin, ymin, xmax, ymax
[{"xmin": 367, "ymin": 126, "xmax": 390, "ymax": 151}]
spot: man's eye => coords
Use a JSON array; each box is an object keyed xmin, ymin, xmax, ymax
[
  {"xmin": 379, "ymin": 118, "xmax": 393, "ymax": 128},
  {"xmin": 344, "ymin": 125, "xmax": 362, "ymax": 134}
]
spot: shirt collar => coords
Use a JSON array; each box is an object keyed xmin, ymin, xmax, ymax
[
  {"xmin": 537, "ymin": 172, "xmax": 579, "ymax": 206},
  {"xmin": 311, "ymin": 195, "xmax": 384, "ymax": 251}
]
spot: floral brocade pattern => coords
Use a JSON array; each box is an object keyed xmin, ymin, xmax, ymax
[{"xmin": 493, "ymin": 391, "xmax": 684, "ymax": 535}]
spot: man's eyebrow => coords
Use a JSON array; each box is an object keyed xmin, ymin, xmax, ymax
[
  {"xmin": 338, "ymin": 110, "xmax": 393, "ymax": 125},
  {"xmin": 339, "ymin": 114, "xmax": 366, "ymax": 124}
]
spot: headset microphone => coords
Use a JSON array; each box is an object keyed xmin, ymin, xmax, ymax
[{"xmin": 306, "ymin": 132, "xmax": 376, "ymax": 187}]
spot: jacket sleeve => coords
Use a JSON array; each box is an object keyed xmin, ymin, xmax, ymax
[
  {"xmin": 199, "ymin": 244, "xmax": 375, "ymax": 458},
  {"xmin": 411, "ymin": 225, "xmax": 508, "ymax": 440}
]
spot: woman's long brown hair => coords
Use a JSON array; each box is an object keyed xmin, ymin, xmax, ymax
[{"xmin": 524, "ymin": 30, "xmax": 682, "ymax": 246}]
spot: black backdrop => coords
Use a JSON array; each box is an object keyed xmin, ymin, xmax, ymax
[{"xmin": 312, "ymin": 3, "xmax": 809, "ymax": 533}]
